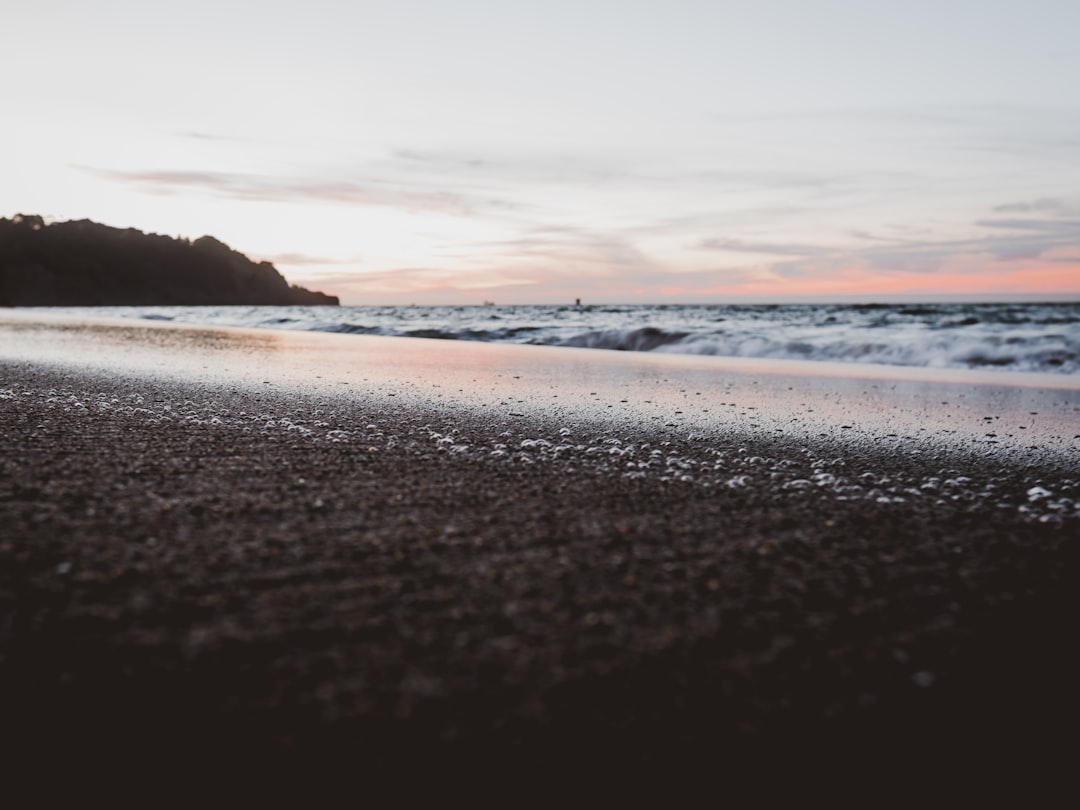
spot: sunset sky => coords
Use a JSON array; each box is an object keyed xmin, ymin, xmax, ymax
[{"xmin": 4, "ymin": 0, "xmax": 1079, "ymax": 304}]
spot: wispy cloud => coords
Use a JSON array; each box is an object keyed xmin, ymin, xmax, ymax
[
  {"xmin": 709, "ymin": 103, "xmax": 1041, "ymax": 126},
  {"xmin": 697, "ymin": 237, "xmax": 833, "ymax": 257},
  {"xmin": 661, "ymin": 196, "xmax": 1080, "ymax": 300},
  {"xmin": 992, "ymin": 197, "xmax": 1078, "ymax": 215},
  {"xmin": 176, "ymin": 131, "xmax": 248, "ymax": 142},
  {"xmin": 466, "ymin": 226, "xmax": 661, "ymax": 274},
  {"xmin": 974, "ymin": 217, "xmax": 1080, "ymax": 234},
  {"xmin": 253, "ymin": 252, "xmax": 362, "ymax": 267},
  {"xmin": 80, "ymin": 166, "xmax": 521, "ymax": 217},
  {"xmin": 387, "ymin": 147, "xmax": 868, "ymax": 198},
  {"xmin": 388, "ymin": 148, "xmax": 650, "ymax": 187},
  {"xmin": 699, "ymin": 203, "xmax": 1080, "ymax": 276}
]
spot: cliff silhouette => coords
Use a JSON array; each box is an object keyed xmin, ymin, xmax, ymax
[{"xmin": 0, "ymin": 215, "xmax": 339, "ymax": 306}]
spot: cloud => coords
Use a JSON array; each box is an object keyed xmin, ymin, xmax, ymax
[
  {"xmin": 797, "ymin": 210, "xmax": 1080, "ymax": 271},
  {"xmin": 314, "ymin": 267, "xmax": 482, "ymax": 295},
  {"xmin": 697, "ymin": 237, "xmax": 833, "ymax": 257},
  {"xmin": 756, "ymin": 255, "xmax": 1080, "ymax": 300},
  {"xmin": 305, "ymin": 223, "xmax": 688, "ymax": 304},
  {"xmin": 253, "ymin": 252, "xmax": 361, "ymax": 267},
  {"xmin": 974, "ymin": 217, "xmax": 1080, "ymax": 234},
  {"xmin": 387, "ymin": 147, "xmax": 860, "ymax": 197},
  {"xmin": 391, "ymin": 148, "xmax": 496, "ymax": 172},
  {"xmin": 177, "ymin": 131, "xmax": 246, "ymax": 142},
  {"xmin": 992, "ymin": 198, "xmax": 1075, "ymax": 215},
  {"xmin": 80, "ymin": 166, "xmax": 520, "ymax": 217},
  {"xmin": 322, "ymin": 261, "xmax": 764, "ymax": 305},
  {"xmin": 711, "ymin": 199, "xmax": 1080, "ymax": 288},
  {"xmin": 389, "ymin": 148, "xmax": 648, "ymax": 187},
  {"xmin": 448, "ymin": 226, "xmax": 667, "ymax": 290},
  {"xmin": 709, "ymin": 104, "xmax": 1034, "ymax": 127},
  {"xmin": 1042, "ymin": 245, "xmax": 1080, "ymax": 263}
]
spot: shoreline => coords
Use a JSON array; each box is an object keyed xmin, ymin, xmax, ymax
[
  {"xmin": 6, "ymin": 305, "xmax": 1080, "ymax": 388},
  {"xmin": 7, "ymin": 299, "xmax": 1079, "ymax": 380},
  {"xmin": 2, "ymin": 315, "xmax": 1078, "ymax": 790}
]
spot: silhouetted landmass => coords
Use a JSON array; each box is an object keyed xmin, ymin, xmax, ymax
[{"xmin": 0, "ymin": 214, "xmax": 339, "ymax": 306}]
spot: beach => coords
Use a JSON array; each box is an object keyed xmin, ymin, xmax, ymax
[{"xmin": 2, "ymin": 312, "xmax": 1077, "ymax": 795}]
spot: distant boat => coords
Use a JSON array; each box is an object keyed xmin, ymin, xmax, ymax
[{"xmin": 483, "ymin": 300, "xmax": 495, "ymax": 306}]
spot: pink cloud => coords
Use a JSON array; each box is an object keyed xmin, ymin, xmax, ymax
[
  {"xmin": 711, "ymin": 253, "xmax": 1080, "ymax": 299},
  {"xmin": 314, "ymin": 250, "xmax": 1080, "ymax": 305}
]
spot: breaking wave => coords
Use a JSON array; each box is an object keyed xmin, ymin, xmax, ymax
[{"xmin": 34, "ymin": 301, "xmax": 1080, "ymax": 374}]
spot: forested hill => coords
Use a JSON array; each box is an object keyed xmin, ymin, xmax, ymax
[{"xmin": 0, "ymin": 215, "xmax": 339, "ymax": 306}]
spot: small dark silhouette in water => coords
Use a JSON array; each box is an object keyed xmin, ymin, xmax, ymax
[
  {"xmin": 575, "ymin": 297, "xmax": 581, "ymax": 306},
  {"xmin": 0, "ymin": 214, "xmax": 339, "ymax": 306}
]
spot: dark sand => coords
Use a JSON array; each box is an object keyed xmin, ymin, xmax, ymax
[{"xmin": 2, "ymin": 314, "xmax": 1077, "ymax": 796}]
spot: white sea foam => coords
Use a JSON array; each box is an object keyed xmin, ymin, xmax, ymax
[{"xmin": 31, "ymin": 302, "xmax": 1080, "ymax": 374}]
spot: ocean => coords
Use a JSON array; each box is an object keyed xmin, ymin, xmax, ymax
[{"xmin": 30, "ymin": 301, "xmax": 1080, "ymax": 375}]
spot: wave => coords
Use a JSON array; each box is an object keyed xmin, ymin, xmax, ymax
[
  {"xmin": 545, "ymin": 327, "xmax": 1080, "ymax": 374},
  {"xmin": 37, "ymin": 302, "xmax": 1080, "ymax": 375},
  {"xmin": 552, "ymin": 327, "xmax": 690, "ymax": 352},
  {"xmin": 313, "ymin": 323, "xmax": 383, "ymax": 335}
]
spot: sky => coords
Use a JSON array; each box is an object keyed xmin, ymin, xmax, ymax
[{"xmin": 3, "ymin": 0, "xmax": 1080, "ymax": 305}]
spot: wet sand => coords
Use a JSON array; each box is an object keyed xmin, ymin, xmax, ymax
[{"xmin": 2, "ymin": 313, "xmax": 1077, "ymax": 796}]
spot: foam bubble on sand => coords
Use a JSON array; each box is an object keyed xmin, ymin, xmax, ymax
[{"xmin": 5, "ymin": 381, "xmax": 1078, "ymax": 524}]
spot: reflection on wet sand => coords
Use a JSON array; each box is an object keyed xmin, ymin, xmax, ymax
[{"xmin": 0, "ymin": 314, "xmax": 282, "ymax": 370}]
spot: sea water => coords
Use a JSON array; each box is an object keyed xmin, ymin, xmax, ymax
[{"xmin": 31, "ymin": 302, "xmax": 1080, "ymax": 375}]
